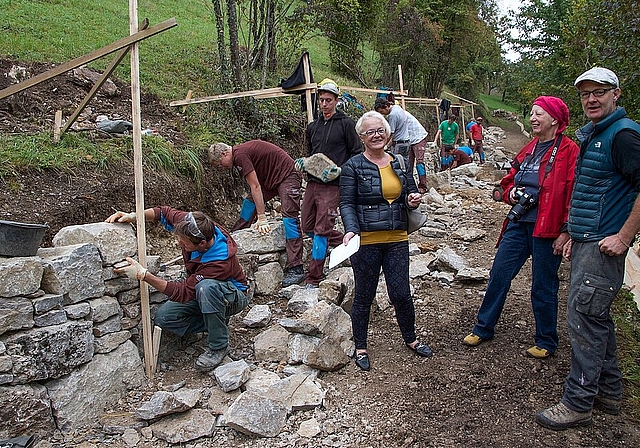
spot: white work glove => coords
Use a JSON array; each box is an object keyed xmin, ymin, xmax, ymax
[
  {"xmin": 105, "ymin": 211, "xmax": 136, "ymax": 223},
  {"xmin": 294, "ymin": 158, "xmax": 306, "ymax": 172},
  {"xmin": 251, "ymin": 214, "xmax": 271, "ymax": 235},
  {"xmin": 321, "ymin": 166, "xmax": 341, "ymax": 182},
  {"xmin": 114, "ymin": 257, "xmax": 147, "ymax": 280}
]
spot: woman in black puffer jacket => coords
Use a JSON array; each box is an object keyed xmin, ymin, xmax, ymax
[{"xmin": 339, "ymin": 110, "xmax": 434, "ymax": 371}]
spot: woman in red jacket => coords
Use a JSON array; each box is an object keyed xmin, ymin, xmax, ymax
[{"xmin": 462, "ymin": 96, "xmax": 579, "ymax": 358}]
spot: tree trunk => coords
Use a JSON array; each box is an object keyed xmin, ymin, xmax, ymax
[
  {"xmin": 226, "ymin": 0, "xmax": 242, "ymax": 87},
  {"xmin": 211, "ymin": 0, "xmax": 230, "ymax": 89}
]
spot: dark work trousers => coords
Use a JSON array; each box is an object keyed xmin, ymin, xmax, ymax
[
  {"xmin": 350, "ymin": 241, "xmax": 417, "ymax": 350},
  {"xmin": 563, "ymin": 241, "xmax": 625, "ymax": 412},
  {"xmin": 472, "ymin": 221, "xmax": 561, "ymax": 352},
  {"xmin": 231, "ymin": 170, "xmax": 303, "ymax": 268},
  {"xmin": 301, "ymin": 181, "xmax": 343, "ymax": 285},
  {"xmin": 154, "ymin": 279, "xmax": 248, "ymax": 350},
  {"xmin": 409, "ymin": 137, "xmax": 428, "ymax": 191}
]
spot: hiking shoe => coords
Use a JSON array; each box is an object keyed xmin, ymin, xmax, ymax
[
  {"xmin": 594, "ymin": 394, "xmax": 621, "ymax": 415},
  {"xmin": 194, "ymin": 346, "xmax": 230, "ymax": 372},
  {"xmin": 535, "ymin": 402, "xmax": 592, "ymax": 430},
  {"xmin": 282, "ymin": 265, "xmax": 305, "ymax": 288},
  {"xmin": 526, "ymin": 346, "xmax": 552, "ymax": 359},
  {"xmin": 462, "ymin": 333, "xmax": 484, "ymax": 347},
  {"xmin": 355, "ymin": 352, "xmax": 370, "ymax": 371}
]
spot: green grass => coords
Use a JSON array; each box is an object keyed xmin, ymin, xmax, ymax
[
  {"xmin": 0, "ymin": 132, "xmax": 202, "ymax": 180},
  {"xmin": 613, "ymin": 289, "xmax": 640, "ymax": 418},
  {"xmin": 1, "ymin": 0, "xmax": 222, "ymax": 99},
  {"xmin": 477, "ymin": 93, "xmax": 521, "ymax": 114}
]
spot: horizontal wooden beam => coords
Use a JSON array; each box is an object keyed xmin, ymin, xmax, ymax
[
  {"xmin": 0, "ymin": 18, "xmax": 177, "ymax": 101},
  {"xmin": 169, "ymin": 83, "xmax": 317, "ymax": 107}
]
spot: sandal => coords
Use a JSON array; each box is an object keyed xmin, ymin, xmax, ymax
[{"xmin": 407, "ymin": 341, "xmax": 433, "ymax": 358}]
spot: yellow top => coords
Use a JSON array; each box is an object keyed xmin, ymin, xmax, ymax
[{"xmin": 361, "ymin": 163, "xmax": 408, "ymax": 245}]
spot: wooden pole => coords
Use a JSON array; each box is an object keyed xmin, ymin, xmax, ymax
[
  {"xmin": 53, "ymin": 110, "xmax": 62, "ymax": 143},
  {"xmin": 129, "ymin": 0, "xmax": 154, "ymax": 379},
  {"xmin": 397, "ymin": 64, "xmax": 406, "ymax": 109},
  {"xmin": 152, "ymin": 326, "xmax": 163, "ymax": 375},
  {"xmin": 302, "ymin": 53, "xmax": 314, "ymax": 124},
  {"xmin": 181, "ymin": 90, "xmax": 193, "ymax": 113}
]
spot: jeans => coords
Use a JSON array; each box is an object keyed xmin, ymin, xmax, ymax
[
  {"xmin": 154, "ymin": 279, "xmax": 248, "ymax": 350},
  {"xmin": 563, "ymin": 241, "xmax": 625, "ymax": 412},
  {"xmin": 472, "ymin": 221, "xmax": 561, "ymax": 352},
  {"xmin": 350, "ymin": 241, "xmax": 417, "ymax": 350}
]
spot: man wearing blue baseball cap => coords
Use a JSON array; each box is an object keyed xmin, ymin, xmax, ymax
[{"xmin": 536, "ymin": 67, "xmax": 640, "ymax": 430}]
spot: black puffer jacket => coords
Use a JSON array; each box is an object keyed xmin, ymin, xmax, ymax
[{"xmin": 339, "ymin": 153, "xmax": 418, "ymax": 233}]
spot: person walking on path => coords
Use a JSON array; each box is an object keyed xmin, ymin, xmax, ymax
[
  {"xmin": 433, "ymin": 115, "xmax": 460, "ymax": 171},
  {"xmin": 107, "ymin": 206, "xmax": 248, "ymax": 371},
  {"xmin": 470, "ymin": 116, "xmax": 485, "ymax": 164},
  {"xmin": 536, "ymin": 67, "xmax": 640, "ymax": 430},
  {"xmin": 208, "ymin": 139, "xmax": 305, "ymax": 288},
  {"xmin": 339, "ymin": 110, "xmax": 433, "ymax": 371},
  {"xmin": 299, "ymin": 78, "xmax": 361, "ymax": 287},
  {"xmin": 463, "ymin": 96, "xmax": 579, "ymax": 361}
]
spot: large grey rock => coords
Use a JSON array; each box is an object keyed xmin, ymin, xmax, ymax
[
  {"xmin": 241, "ymin": 368, "xmax": 281, "ymax": 395},
  {"xmin": 225, "ymin": 391, "xmax": 288, "ymax": 438},
  {"xmin": 31, "ymin": 293, "xmax": 63, "ymax": 315},
  {"xmin": 259, "ymin": 374, "xmax": 325, "ymax": 412},
  {"xmin": 0, "ymin": 257, "xmax": 43, "ymax": 298},
  {"xmin": 149, "ymin": 408, "xmax": 216, "ymax": 444},
  {"xmin": 45, "ymin": 341, "xmax": 144, "ymax": 433},
  {"xmin": 213, "ymin": 359, "xmax": 251, "ymax": 392},
  {"xmin": 33, "ymin": 309, "xmax": 67, "ymax": 327},
  {"xmin": 434, "ymin": 246, "xmax": 470, "ymax": 272},
  {"xmin": 253, "ymin": 325, "xmax": 290, "ymax": 363},
  {"xmin": 254, "ymin": 262, "xmax": 283, "ymax": 295},
  {"xmin": 242, "ymin": 304, "xmax": 271, "ymax": 328},
  {"xmin": 52, "ymin": 222, "xmax": 137, "ymax": 265},
  {"xmin": 288, "ymin": 333, "xmax": 321, "ymax": 364},
  {"xmin": 287, "ymin": 288, "xmax": 319, "ymax": 314},
  {"xmin": 302, "ymin": 337, "xmax": 350, "ymax": 371},
  {"xmin": 1, "ymin": 320, "xmax": 93, "ymax": 383},
  {"xmin": 233, "ymin": 224, "xmax": 286, "ymax": 255},
  {"xmin": 0, "ymin": 297, "xmax": 34, "ymax": 336},
  {"xmin": 409, "ymin": 253, "xmax": 436, "ymax": 279},
  {"xmin": 300, "ymin": 301, "xmax": 351, "ymax": 344},
  {"xmin": 94, "ymin": 330, "xmax": 131, "ymax": 354},
  {"xmin": 88, "ymin": 296, "xmax": 121, "ymax": 322},
  {"xmin": 136, "ymin": 388, "xmax": 201, "ymax": 420},
  {"xmin": 0, "ymin": 383, "xmax": 56, "ymax": 438},
  {"xmin": 38, "ymin": 243, "xmax": 105, "ymax": 304}
]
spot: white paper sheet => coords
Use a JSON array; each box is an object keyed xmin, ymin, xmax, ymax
[{"xmin": 328, "ymin": 234, "xmax": 360, "ymax": 269}]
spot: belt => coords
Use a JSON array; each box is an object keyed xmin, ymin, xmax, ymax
[{"xmin": 394, "ymin": 139, "xmax": 410, "ymax": 144}]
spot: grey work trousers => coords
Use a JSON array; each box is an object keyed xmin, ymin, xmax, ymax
[
  {"xmin": 562, "ymin": 241, "xmax": 625, "ymax": 412},
  {"xmin": 154, "ymin": 279, "xmax": 248, "ymax": 350}
]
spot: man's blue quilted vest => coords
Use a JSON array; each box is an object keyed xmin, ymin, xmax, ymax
[{"xmin": 568, "ymin": 107, "xmax": 640, "ymax": 241}]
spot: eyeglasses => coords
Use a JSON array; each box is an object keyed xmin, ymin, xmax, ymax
[
  {"xmin": 360, "ymin": 128, "xmax": 386, "ymax": 137},
  {"xmin": 185, "ymin": 212, "xmax": 206, "ymax": 240},
  {"xmin": 579, "ymin": 87, "xmax": 615, "ymax": 100}
]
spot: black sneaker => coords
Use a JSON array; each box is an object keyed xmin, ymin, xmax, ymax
[
  {"xmin": 282, "ymin": 266, "xmax": 305, "ymax": 288},
  {"xmin": 194, "ymin": 346, "xmax": 230, "ymax": 371}
]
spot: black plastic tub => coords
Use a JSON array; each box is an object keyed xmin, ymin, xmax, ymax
[{"xmin": 0, "ymin": 219, "xmax": 49, "ymax": 257}]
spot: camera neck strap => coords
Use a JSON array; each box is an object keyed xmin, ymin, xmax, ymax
[{"xmin": 543, "ymin": 134, "xmax": 563, "ymax": 178}]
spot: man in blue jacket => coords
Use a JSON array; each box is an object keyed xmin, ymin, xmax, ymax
[{"xmin": 536, "ymin": 67, "xmax": 640, "ymax": 430}]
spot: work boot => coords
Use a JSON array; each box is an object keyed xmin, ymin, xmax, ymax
[
  {"xmin": 535, "ymin": 402, "xmax": 592, "ymax": 430},
  {"xmin": 282, "ymin": 265, "xmax": 305, "ymax": 288},
  {"xmin": 594, "ymin": 394, "xmax": 621, "ymax": 415},
  {"xmin": 194, "ymin": 346, "xmax": 230, "ymax": 372}
]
